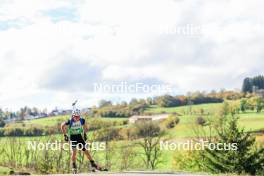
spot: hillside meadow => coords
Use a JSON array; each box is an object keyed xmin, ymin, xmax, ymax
[{"xmin": 0, "ymin": 102, "xmax": 264, "ymax": 174}]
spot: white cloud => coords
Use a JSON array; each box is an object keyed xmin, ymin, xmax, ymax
[{"xmin": 0, "ymin": 0, "xmax": 264, "ymax": 110}]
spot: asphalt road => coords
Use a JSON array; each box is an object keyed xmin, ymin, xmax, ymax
[{"xmin": 50, "ymin": 171, "xmax": 207, "ymax": 176}]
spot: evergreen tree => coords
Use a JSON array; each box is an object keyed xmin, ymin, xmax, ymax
[
  {"xmin": 200, "ymin": 115, "xmax": 264, "ymax": 175},
  {"xmin": 242, "ymin": 75, "xmax": 264, "ymax": 93},
  {"xmin": 242, "ymin": 77, "xmax": 253, "ymax": 93},
  {"xmin": 252, "ymin": 75, "xmax": 264, "ymax": 90}
]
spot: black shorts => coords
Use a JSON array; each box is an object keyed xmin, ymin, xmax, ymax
[{"xmin": 70, "ymin": 134, "xmax": 86, "ymax": 151}]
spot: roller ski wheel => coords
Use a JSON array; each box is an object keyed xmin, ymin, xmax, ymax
[
  {"xmin": 72, "ymin": 168, "xmax": 77, "ymax": 174},
  {"xmin": 91, "ymin": 167, "xmax": 108, "ymax": 172},
  {"xmin": 91, "ymin": 164, "xmax": 108, "ymax": 172}
]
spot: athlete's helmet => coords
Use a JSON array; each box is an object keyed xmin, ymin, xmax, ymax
[{"xmin": 72, "ymin": 109, "xmax": 81, "ymax": 117}]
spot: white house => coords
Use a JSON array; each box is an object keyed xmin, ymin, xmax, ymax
[{"xmin": 129, "ymin": 114, "xmax": 170, "ymax": 124}]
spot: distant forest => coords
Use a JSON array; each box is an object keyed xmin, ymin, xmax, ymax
[{"xmin": 242, "ymin": 75, "xmax": 264, "ymax": 93}]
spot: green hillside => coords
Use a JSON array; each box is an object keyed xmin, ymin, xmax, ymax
[
  {"xmin": 4, "ymin": 102, "xmax": 264, "ymax": 138},
  {"xmin": 145, "ymin": 102, "xmax": 264, "ymax": 138},
  {"xmin": 145, "ymin": 103, "xmax": 222, "ymax": 114},
  {"xmin": 1, "ymin": 102, "xmax": 264, "ymax": 174}
]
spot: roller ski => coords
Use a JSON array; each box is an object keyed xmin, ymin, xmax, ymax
[
  {"xmin": 72, "ymin": 163, "xmax": 77, "ymax": 174},
  {"xmin": 72, "ymin": 168, "xmax": 77, "ymax": 174},
  {"xmin": 90, "ymin": 160, "xmax": 108, "ymax": 172}
]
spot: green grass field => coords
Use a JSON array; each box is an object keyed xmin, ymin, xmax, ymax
[
  {"xmin": 145, "ymin": 103, "xmax": 264, "ymax": 138},
  {"xmin": 4, "ymin": 103, "xmax": 264, "ymax": 139},
  {"xmin": 1, "ymin": 102, "xmax": 264, "ymax": 174},
  {"xmin": 145, "ymin": 103, "xmax": 222, "ymax": 114},
  {"xmin": 25, "ymin": 115, "xmax": 69, "ymax": 126},
  {"xmin": 4, "ymin": 116, "xmax": 128, "ymax": 129},
  {"xmin": 165, "ymin": 114, "xmax": 264, "ymax": 138},
  {"xmin": 23, "ymin": 115, "xmax": 126, "ymax": 126},
  {"xmin": 0, "ymin": 166, "xmax": 10, "ymax": 175}
]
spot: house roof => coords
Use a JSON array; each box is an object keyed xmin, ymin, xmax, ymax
[{"xmin": 130, "ymin": 114, "xmax": 170, "ymax": 120}]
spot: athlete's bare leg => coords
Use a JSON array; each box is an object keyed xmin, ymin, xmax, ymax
[{"xmin": 83, "ymin": 150, "xmax": 93, "ymax": 161}]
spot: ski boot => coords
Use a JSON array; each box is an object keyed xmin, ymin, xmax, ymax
[{"xmin": 90, "ymin": 160, "xmax": 108, "ymax": 172}]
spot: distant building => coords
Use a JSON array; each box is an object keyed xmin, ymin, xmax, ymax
[
  {"xmin": 256, "ymin": 90, "xmax": 264, "ymax": 98},
  {"xmin": 3, "ymin": 118, "xmax": 16, "ymax": 123},
  {"xmin": 129, "ymin": 114, "xmax": 170, "ymax": 124},
  {"xmin": 24, "ymin": 115, "xmax": 38, "ymax": 120},
  {"xmin": 39, "ymin": 113, "xmax": 48, "ymax": 118},
  {"xmin": 82, "ymin": 108, "xmax": 92, "ymax": 113},
  {"xmin": 49, "ymin": 108, "xmax": 71, "ymax": 116},
  {"xmin": 62, "ymin": 110, "xmax": 72, "ymax": 115},
  {"xmin": 253, "ymin": 86, "xmax": 264, "ymax": 98}
]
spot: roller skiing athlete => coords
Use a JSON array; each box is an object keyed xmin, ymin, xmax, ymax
[{"xmin": 61, "ymin": 100, "xmax": 108, "ymax": 174}]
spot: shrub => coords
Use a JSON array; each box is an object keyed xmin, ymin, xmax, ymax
[
  {"xmin": 24, "ymin": 127, "xmax": 44, "ymax": 136},
  {"xmin": 1, "ymin": 125, "xmax": 46, "ymax": 136},
  {"xmin": 0, "ymin": 128, "xmax": 4, "ymax": 136},
  {"xmin": 88, "ymin": 119, "xmax": 113, "ymax": 131},
  {"xmin": 4, "ymin": 127, "xmax": 24, "ymax": 136},
  {"xmin": 0, "ymin": 119, "xmax": 5, "ymax": 127},
  {"xmin": 96, "ymin": 127, "xmax": 122, "ymax": 141},
  {"xmin": 122, "ymin": 120, "xmax": 129, "ymax": 125},
  {"xmin": 164, "ymin": 115, "xmax": 180, "ymax": 129},
  {"xmin": 45, "ymin": 125, "xmax": 58, "ymax": 135},
  {"xmin": 119, "ymin": 127, "xmax": 137, "ymax": 140},
  {"xmin": 135, "ymin": 121, "xmax": 161, "ymax": 138},
  {"xmin": 196, "ymin": 117, "xmax": 206, "ymax": 126},
  {"xmin": 172, "ymin": 150, "xmax": 201, "ymax": 172}
]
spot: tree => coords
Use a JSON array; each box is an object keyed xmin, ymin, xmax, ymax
[
  {"xmin": 219, "ymin": 102, "xmax": 230, "ymax": 117},
  {"xmin": 135, "ymin": 121, "xmax": 164, "ymax": 170},
  {"xmin": 146, "ymin": 97, "xmax": 154, "ymax": 105},
  {"xmin": 0, "ymin": 118, "xmax": 5, "ymax": 127},
  {"xmin": 200, "ymin": 115, "xmax": 264, "ymax": 175},
  {"xmin": 32, "ymin": 107, "xmax": 39, "ymax": 116},
  {"xmin": 229, "ymin": 100, "xmax": 240, "ymax": 114},
  {"xmin": 252, "ymin": 75, "xmax": 264, "ymax": 90},
  {"xmin": 156, "ymin": 95, "xmax": 181, "ymax": 107},
  {"xmin": 99, "ymin": 100, "xmax": 112, "ymax": 108},
  {"xmin": 242, "ymin": 75, "xmax": 264, "ymax": 93},
  {"xmin": 242, "ymin": 77, "xmax": 253, "ymax": 93},
  {"xmin": 246, "ymin": 96, "xmax": 264, "ymax": 113},
  {"xmin": 0, "ymin": 109, "xmax": 6, "ymax": 127},
  {"xmin": 119, "ymin": 144, "xmax": 138, "ymax": 171},
  {"xmin": 240, "ymin": 98, "xmax": 248, "ymax": 112},
  {"xmin": 19, "ymin": 106, "xmax": 28, "ymax": 120},
  {"xmin": 129, "ymin": 98, "xmax": 138, "ymax": 105},
  {"xmin": 255, "ymin": 97, "xmax": 264, "ymax": 113},
  {"xmin": 0, "ymin": 108, "xmax": 4, "ymax": 119},
  {"xmin": 120, "ymin": 101, "xmax": 128, "ymax": 107}
]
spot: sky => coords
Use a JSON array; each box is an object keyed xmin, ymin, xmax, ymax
[{"xmin": 0, "ymin": 0, "xmax": 264, "ymax": 111}]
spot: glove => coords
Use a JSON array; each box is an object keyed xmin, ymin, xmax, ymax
[
  {"xmin": 64, "ymin": 134, "xmax": 69, "ymax": 142},
  {"xmin": 84, "ymin": 133, "xmax": 87, "ymax": 141}
]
